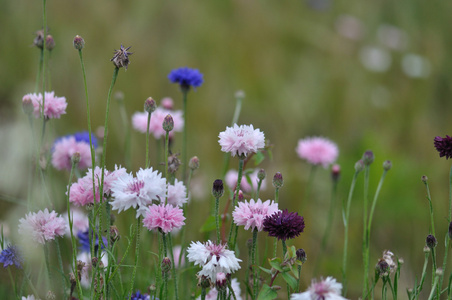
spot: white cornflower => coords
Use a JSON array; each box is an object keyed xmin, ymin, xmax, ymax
[
  {"xmin": 167, "ymin": 179, "xmax": 188, "ymax": 207},
  {"xmin": 291, "ymin": 277, "xmax": 348, "ymax": 300}
]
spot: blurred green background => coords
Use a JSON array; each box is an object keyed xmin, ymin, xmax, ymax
[{"xmin": 1, "ymin": 0, "xmax": 452, "ymax": 298}]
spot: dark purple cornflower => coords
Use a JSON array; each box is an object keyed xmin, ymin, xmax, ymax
[
  {"xmin": 77, "ymin": 229, "xmax": 107, "ymax": 253},
  {"xmin": 263, "ymin": 209, "xmax": 305, "ymax": 241},
  {"xmin": 168, "ymin": 67, "xmax": 204, "ymax": 91},
  {"xmin": 0, "ymin": 245, "xmax": 23, "ymax": 269},
  {"xmin": 434, "ymin": 135, "xmax": 452, "ymax": 159}
]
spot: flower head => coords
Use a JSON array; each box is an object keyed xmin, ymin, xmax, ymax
[
  {"xmin": 132, "ymin": 107, "xmax": 184, "ymax": 139},
  {"xmin": 23, "ymin": 91, "xmax": 67, "ymax": 119},
  {"xmin": 187, "ymin": 240, "xmax": 241, "ymax": 281},
  {"xmin": 110, "ymin": 168, "xmax": 166, "ymax": 218},
  {"xmin": 381, "ymin": 250, "xmax": 397, "ymax": 274},
  {"xmin": 143, "ymin": 203, "xmax": 185, "ymax": 234},
  {"xmin": 0, "ymin": 245, "xmax": 23, "ymax": 268},
  {"xmin": 219, "ymin": 124, "xmax": 265, "ymax": 158},
  {"xmin": 167, "ymin": 179, "xmax": 188, "ymax": 207},
  {"xmin": 263, "ymin": 209, "xmax": 305, "ymax": 241},
  {"xmin": 434, "ymin": 135, "xmax": 452, "ymax": 159},
  {"xmin": 18, "ymin": 209, "xmax": 66, "ymax": 244},
  {"xmin": 130, "ymin": 291, "xmax": 151, "ymax": 300},
  {"xmin": 52, "ymin": 132, "xmax": 97, "ymax": 171},
  {"xmin": 296, "ymin": 136, "xmax": 339, "ymax": 168},
  {"xmin": 290, "ymin": 277, "xmax": 348, "ymax": 300},
  {"xmin": 233, "ymin": 199, "xmax": 279, "ymax": 232},
  {"xmin": 111, "ymin": 45, "xmax": 132, "ymax": 70},
  {"xmin": 168, "ymin": 67, "xmax": 204, "ymax": 91}
]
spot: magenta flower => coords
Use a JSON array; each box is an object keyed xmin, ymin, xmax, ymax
[
  {"xmin": 434, "ymin": 135, "xmax": 452, "ymax": 159},
  {"xmin": 233, "ymin": 199, "xmax": 279, "ymax": 232},
  {"xmin": 143, "ymin": 204, "xmax": 185, "ymax": 233},
  {"xmin": 225, "ymin": 169, "xmax": 267, "ymax": 194},
  {"xmin": 51, "ymin": 136, "xmax": 92, "ymax": 170},
  {"xmin": 22, "ymin": 91, "xmax": 67, "ymax": 119},
  {"xmin": 132, "ymin": 107, "xmax": 184, "ymax": 139},
  {"xmin": 296, "ymin": 136, "xmax": 339, "ymax": 168},
  {"xmin": 263, "ymin": 209, "xmax": 305, "ymax": 241},
  {"xmin": 18, "ymin": 209, "xmax": 66, "ymax": 244},
  {"xmin": 218, "ymin": 124, "xmax": 265, "ymax": 157}
]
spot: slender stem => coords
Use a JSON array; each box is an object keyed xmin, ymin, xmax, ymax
[
  {"xmin": 35, "ymin": 48, "xmax": 44, "ymax": 93},
  {"xmin": 282, "ymin": 240, "xmax": 290, "ymax": 299},
  {"xmin": 22, "ymin": 269, "xmax": 40, "ymax": 297},
  {"xmin": 297, "ymin": 265, "xmax": 302, "ymax": 293},
  {"xmin": 415, "ymin": 251, "xmax": 430, "ymax": 296},
  {"xmin": 181, "ymin": 90, "xmax": 188, "ymax": 182},
  {"xmin": 256, "ymin": 178, "xmax": 263, "ymax": 200},
  {"xmin": 439, "ymin": 165, "xmax": 452, "ymax": 291},
  {"xmin": 167, "ymin": 233, "xmax": 179, "ymax": 300},
  {"xmin": 201, "ymin": 287, "xmax": 206, "ymax": 300},
  {"xmin": 251, "ymin": 229, "xmax": 258, "ymax": 300},
  {"xmin": 228, "ymin": 158, "xmax": 244, "ymax": 249},
  {"xmin": 321, "ymin": 180, "xmax": 338, "ymax": 250},
  {"xmin": 146, "ymin": 111, "xmax": 152, "ymax": 168},
  {"xmin": 165, "ymin": 131, "xmax": 170, "ymax": 183},
  {"xmin": 423, "ymin": 180, "xmax": 436, "ymax": 236},
  {"xmin": 362, "ymin": 165, "xmax": 370, "ymax": 298},
  {"xmin": 428, "ymin": 275, "xmax": 440, "ymax": 300},
  {"xmin": 55, "ymin": 239, "xmax": 67, "ymax": 298},
  {"xmin": 162, "ymin": 232, "xmax": 168, "ymax": 300},
  {"xmin": 367, "ymin": 170, "xmax": 388, "ymax": 240},
  {"xmin": 216, "ymin": 196, "xmax": 221, "ymax": 243},
  {"xmin": 273, "ymin": 187, "xmax": 279, "ymax": 257},
  {"xmin": 7, "ymin": 268, "xmax": 16, "ymax": 298},
  {"xmin": 44, "ymin": 243, "xmax": 52, "ymax": 288},
  {"xmin": 129, "ymin": 216, "xmax": 142, "ymax": 298},
  {"xmin": 227, "ymin": 279, "xmax": 238, "ymax": 300}
]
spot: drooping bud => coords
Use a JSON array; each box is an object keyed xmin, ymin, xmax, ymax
[
  {"xmin": 331, "ymin": 164, "xmax": 340, "ymax": 182},
  {"xmin": 354, "ymin": 159, "xmax": 365, "ymax": 173},
  {"xmin": 22, "ymin": 96, "xmax": 34, "ymax": 115},
  {"xmin": 212, "ymin": 179, "xmax": 224, "ymax": 198},
  {"xmin": 362, "ymin": 150, "xmax": 374, "ymax": 166},
  {"xmin": 161, "ymin": 257, "xmax": 171, "ymax": 274},
  {"xmin": 189, "ymin": 156, "xmax": 200, "ymax": 171},
  {"xmin": 45, "ymin": 35, "xmax": 55, "ymax": 51},
  {"xmin": 272, "ymin": 172, "xmax": 284, "ymax": 189},
  {"xmin": 144, "ymin": 97, "xmax": 156, "ymax": 114},
  {"xmin": 383, "ymin": 160, "xmax": 392, "ymax": 171},
  {"xmin": 110, "ymin": 44, "xmax": 132, "ymax": 70},
  {"xmin": 426, "ymin": 234, "xmax": 437, "ymax": 249},
  {"xmin": 33, "ymin": 29, "xmax": 45, "ymax": 49},
  {"xmin": 73, "ymin": 35, "xmax": 85, "ymax": 50},
  {"xmin": 421, "ymin": 175, "xmax": 428, "ymax": 183},
  {"xmin": 215, "ymin": 272, "xmax": 227, "ymax": 291},
  {"xmin": 162, "ymin": 114, "xmax": 174, "ymax": 132},
  {"xmin": 257, "ymin": 169, "xmax": 266, "ymax": 181},
  {"xmin": 296, "ymin": 248, "xmax": 307, "ymax": 263}
]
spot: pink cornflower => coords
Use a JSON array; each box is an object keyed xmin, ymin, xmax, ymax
[
  {"xmin": 233, "ymin": 199, "xmax": 279, "ymax": 231},
  {"xmin": 225, "ymin": 169, "xmax": 267, "ymax": 194},
  {"xmin": 18, "ymin": 209, "xmax": 66, "ymax": 244},
  {"xmin": 295, "ymin": 136, "xmax": 339, "ymax": 168},
  {"xmin": 68, "ymin": 166, "xmax": 126, "ymax": 206},
  {"xmin": 218, "ymin": 124, "xmax": 265, "ymax": 157},
  {"xmin": 131, "ymin": 107, "xmax": 184, "ymax": 139},
  {"xmin": 187, "ymin": 240, "xmax": 241, "ymax": 281},
  {"xmin": 167, "ymin": 179, "xmax": 188, "ymax": 207},
  {"xmin": 142, "ymin": 204, "xmax": 185, "ymax": 233},
  {"xmin": 161, "ymin": 97, "xmax": 174, "ymax": 109},
  {"xmin": 110, "ymin": 168, "xmax": 166, "ymax": 218},
  {"xmin": 23, "ymin": 91, "xmax": 67, "ymax": 119},
  {"xmin": 291, "ymin": 277, "xmax": 347, "ymax": 300},
  {"xmin": 51, "ymin": 137, "xmax": 92, "ymax": 170}
]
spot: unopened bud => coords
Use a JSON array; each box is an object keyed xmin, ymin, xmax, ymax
[
  {"xmin": 144, "ymin": 97, "xmax": 156, "ymax": 114},
  {"xmin": 91, "ymin": 257, "xmax": 98, "ymax": 267},
  {"xmin": 148, "ymin": 284, "xmax": 156, "ymax": 293},
  {"xmin": 383, "ymin": 160, "xmax": 392, "ymax": 171},
  {"xmin": 215, "ymin": 272, "xmax": 227, "ymax": 290},
  {"xmin": 161, "ymin": 257, "xmax": 171, "ymax": 274},
  {"xmin": 355, "ymin": 159, "xmax": 364, "ymax": 173},
  {"xmin": 45, "ymin": 35, "xmax": 55, "ymax": 51},
  {"xmin": 212, "ymin": 179, "xmax": 224, "ymax": 198},
  {"xmin": 331, "ymin": 164, "xmax": 340, "ymax": 182},
  {"xmin": 296, "ymin": 248, "xmax": 307, "ymax": 263},
  {"xmin": 22, "ymin": 96, "xmax": 34, "ymax": 115},
  {"xmin": 398, "ymin": 258, "xmax": 404, "ymax": 265},
  {"xmin": 272, "ymin": 172, "xmax": 284, "ymax": 189},
  {"xmin": 71, "ymin": 152, "xmax": 81, "ymax": 165},
  {"xmin": 362, "ymin": 150, "xmax": 374, "ymax": 166},
  {"xmin": 162, "ymin": 114, "xmax": 174, "ymax": 132},
  {"xmin": 257, "ymin": 169, "xmax": 266, "ymax": 181},
  {"xmin": 189, "ymin": 156, "xmax": 200, "ymax": 170},
  {"xmin": 73, "ymin": 35, "xmax": 85, "ymax": 50},
  {"xmin": 237, "ymin": 190, "xmax": 244, "ymax": 201},
  {"xmin": 421, "ymin": 175, "xmax": 428, "ymax": 183},
  {"xmin": 34, "ymin": 30, "xmax": 45, "ymax": 49},
  {"xmin": 426, "ymin": 234, "xmax": 437, "ymax": 249},
  {"xmin": 199, "ymin": 275, "xmax": 211, "ymax": 289}
]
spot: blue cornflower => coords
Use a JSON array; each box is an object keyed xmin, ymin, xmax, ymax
[
  {"xmin": 77, "ymin": 229, "xmax": 107, "ymax": 253},
  {"xmin": 130, "ymin": 290, "xmax": 154, "ymax": 300},
  {"xmin": 168, "ymin": 67, "xmax": 203, "ymax": 91},
  {"xmin": 54, "ymin": 131, "xmax": 98, "ymax": 149},
  {"xmin": 0, "ymin": 245, "xmax": 23, "ymax": 269}
]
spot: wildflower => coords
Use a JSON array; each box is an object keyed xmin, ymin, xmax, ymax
[
  {"xmin": 212, "ymin": 179, "xmax": 224, "ymax": 198},
  {"xmin": 52, "ymin": 132, "xmax": 97, "ymax": 171},
  {"xmin": 263, "ymin": 209, "xmax": 305, "ymax": 241},
  {"xmin": 0, "ymin": 245, "xmax": 23, "ymax": 268},
  {"xmin": 77, "ymin": 229, "xmax": 108, "ymax": 253},
  {"xmin": 198, "ymin": 278, "xmax": 242, "ymax": 300},
  {"xmin": 290, "ymin": 277, "xmax": 348, "ymax": 300},
  {"xmin": 272, "ymin": 172, "xmax": 284, "ymax": 189},
  {"xmin": 375, "ymin": 259, "xmax": 390, "ymax": 277},
  {"xmin": 73, "ymin": 35, "xmax": 85, "ymax": 50},
  {"xmin": 434, "ymin": 135, "xmax": 452, "ymax": 159},
  {"xmin": 233, "ymin": 199, "xmax": 279, "ymax": 232},
  {"xmin": 22, "ymin": 92, "xmax": 67, "ymax": 119},
  {"xmin": 168, "ymin": 67, "xmax": 204, "ymax": 91},
  {"xmin": 110, "ymin": 168, "xmax": 166, "ymax": 218},
  {"xmin": 167, "ymin": 179, "xmax": 188, "ymax": 207},
  {"xmin": 218, "ymin": 124, "xmax": 265, "ymax": 158},
  {"xmin": 130, "ymin": 290, "xmax": 151, "ymax": 300},
  {"xmin": 426, "ymin": 234, "xmax": 437, "ymax": 249},
  {"xmin": 225, "ymin": 169, "xmax": 267, "ymax": 193},
  {"xmin": 381, "ymin": 250, "xmax": 397, "ymax": 274},
  {"xmin": 142, "ymin": 204, "xmax": 185, "ymax": 234},
  {"xmin": 111, "ymin": 44, "xmax": 132, "ymax": 70},
  {"xmin": 295, "ymin": 136, "xmax": 338, "ymax": 168},
  {"xmin": 187, "ymin": 240, "xmax": 241, "ymax": 281},
  {"xmin": 18, "ymin": 209, "xmax": 66, "ymax": 244},
  {"xmin": 161, "ymin": 97, "xmax": 174, "ymax": 109},
  {"xmin": 132, "ymin": 107, "xmax": 184, "ymax": 139}
]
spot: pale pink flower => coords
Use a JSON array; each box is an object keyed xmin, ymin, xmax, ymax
[
  {"xmin": 18, "ymin": 209, "xmax": 66, "ymax": 244},
  {"xmin": 62, "ymin": 208, "xmax": 89, "ymax": 236},
  {"xmin": 76, "ymin": 251, "xmax": 108, "ymax": 288},
  {"xmin": 295, "ymin": 136, "xmax": 339, "ymax": 168},
  {"xmin": 22, "ymin": 296, "xmax": 39, "ymax": 300},
  {"xmin": 23, "ymin": 91, "xmax": 67, "ymax": 119},
  {"xmin": 172, "ymin": 245, "xmax": 185, "ymax": 268},
  {"xmin": 225, "ymin": 169, "xmax": 267, "ymax": 194},
  {"xmin": 110, "ymin": 168, "xmax": 166, "ymax": 218},
  {"xmin": 167, "ymin": 179, "xmax": 188, "ymax": 207},
  {"xmin": 218, "ymin": 124, "xmax": 265, "ymax": 157},
  {"xmin": 68, "ymin": 166, "xmax": 127, "ymax": 206},
  {"xmin": 161, "ymin": 97, "xmax": 174, "ymax": 109},
  {"xmin": 131, "ymin": 107, "xmax": 184, "ymax": 139},
  {"xmin": 143, "ymin": 204, "xmax": 185, "ymax": 233},
  {"xmin": 233, "ymin": 199, "xmax": 279, "ymax": 231},
  {"xmin": 290, "ymin": 277, "xmax": 348, "ymax": 300},
  {"xmin": 51, "ymin": 136, "xmax": 92, "ymax": 170},
  {"xmin": 187, "ymin": 240, "xmax": 241, "ymax": 280}
]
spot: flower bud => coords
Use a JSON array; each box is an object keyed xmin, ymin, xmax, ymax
[
  {"xmin": 212, "ymin": 179, "xmax": 224, "ymax": 198},
  {"xmin": 91, "ymin": 257, "xmax": 98, "ymax": 267},
  {"xmin": 331, "ymin": 164, "xmax": 340, "ymax": 182},
  {"xmin": 355, "ymin": 160, "xmax": 364, "ymax": 173},
  {"xmin": 73, "ymin": 35, "xmax": 85, "ymax": 50},
  {"xmin": 34, "ymin": 30, "xmax": 44, "ymax": 49},
  {"xmin": 198, "ymin": 275, "xmax": 211, "ymax": 289},
  {"xmin": 272, "ymin": 172, "xmax": 284, "ymax": 189},
  {"xmin": 426, "ymin": 234, "xmax": 437, "ymax": 249},
  {"xmin": 237, "ymin": 190, "xmax": 244, "ymax": 201},
  {"xmin": 421, "ymin": 175, "xmax": 428, "ymax": 183},
  {"xmin": 257, "ymin": 169, "xmax": 266, "ymax": 181},
  {"xmin": 362, "ymin": 150, "xmax": 374, "ymax": 166},
  {"xmin": 383, "ymin": 160, "xmax": 392, "ymax": 171},
  {"xmin": 45, "ymin": 35, "xmax": 55, "ymax": 51},
  {"xmin": 189, "ymin": 156, "xmax": 200, "ymax": 170},
  {"xmin": 162, "ymin": 114, "xmax": 174, "ymax": 132},
  {"xmin": 71, "ymin": 152, "xmax": 81, "ymax": 165},
  {"xmin": 114, "ymin": 91, "xmax": 124, "ymax": 102},
  {"xmin": 110, "ymin": 226, "xmax": 120, "ymax": 244},
  {"xmin": 161, "ymin": 257, "xmax": 171, "ymax": 274},
  {"xmin": 296, "ymin": 248, "xmax": 307, "ymax": 263},
  {"xmin": 215, "ymin": 272, "xmax": 227, "ymax": 291},
  {"xmin": 423, "ymin": 245, "xmax": 430, "ymax": 253},
  {"xmin": 22, "ymin": 96, "xmax": 34, "ymax": 115},
  {"xmin": 144, "ymin": 97, "xmax": 156, "ymax": 114},
  {"xmin": 436, "ymin": 268, "xmax": 444, "ymax": 276}
]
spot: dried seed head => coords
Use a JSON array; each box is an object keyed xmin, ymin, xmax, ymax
[
  {"xmin": 111, "ymin": 44, "xmax": 132, "ymax": 70},
  {"xmin": 73, "ymin": 35, "xmax": 85, "ymax": 50},
  {"xmin": 34, "ymin": 29, "xmax": 45, "ymax": 49},
  {"xmin": 45, "ymin": 35, "xmax": 55, "ymax": 51}
]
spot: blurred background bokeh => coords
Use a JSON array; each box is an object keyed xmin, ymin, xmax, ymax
[{"xmin": 1, "ymin": 0, "xmax": 452, "ymax": 298}]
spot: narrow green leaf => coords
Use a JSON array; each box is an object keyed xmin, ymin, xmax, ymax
[
  {"xmin": 269, "ymin": 260, "xmax": 284, "ymax": 272},
  {"xmin": 259, "ymin": 266, "xmax": 273, "ymax": 275},
  {"xmin": 253, "ymin": 151, "xmax": 265, "ymax": 166},
  {"xmin": 257, "ymin": 284, "xmax": 278, "ymax": 300},
  {"xmin": 282, "ymin": 272, "xmax": 298, "ymax": 290}
]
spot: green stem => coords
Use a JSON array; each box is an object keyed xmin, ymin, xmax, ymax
[
  {"xmin": 297, "ymin": 265, "xmax": 302, "ymax": 293},
  {"xmin": 22, "ymin": 269, "xmax": 40, "ymax": 297},
  {"xmin": 228, "ymin": 158, "xmax": 244, "ymax": 249},
  {"xmin": 423, "ymin": 180, "xmax": 436, "ymax": 236},
  {"xmin": 216, "ymin": 196, "xmax": 221, "ymax": 243},
  {"xmin": 428, "ymin": 275, "xmax": 440, "ymax": 300},
  {"xmin": 201, "ymin": 287, "xmax": 206, "ymax": 300},
  {"xmin": 165, "ymin": 131, "xmax": 170, "ymax": 183},
  {"xmin": 168, "ymin": 233, "xmax": 179, "ymax": 300},
  {"xmin": 321, "ymin": 180, "xmax": 338, "ymax": 250},
  {"xmin": 146, "ymin": 111, "xmax": 152, "ymax": 168},
  {"xmin": 55, "ymin": 239, "xmax": 67, "ymax": 298},
  {"xmin": 367, "ymin": 170, "xmax": 388, "ymax": 241},
  {"xmin": 415, "ymin": 251, "xmax": 430, "ymax": 296},
  {"xmin": 35, "ymin": 48, "xmax": 44, "ymax": 93},
  {"xmin": 362, "ymin": 165, "xmax": 370, "ymax": 298},
  {"xmin": 439, "ymin": 165, "xmax": 452, "ymax": 291},
  {"xmin": 251, "ymin": 229, "xmax": 258, "ymax": 300},
  {"xmin": 182, "ymin": 90, "xmax": 188, "ymax": 182},
  {"xmin": 129, "ymin": 216, "xmax": 142, "ymax": 298},
  {"xmin": 162, "ymin": 232, "xmax": 168, "ymax": 300},
  {"xmin": 273, "ymin": 187, "xmax": 279, "ymax": 257},
  {"xmin": 282, "ymin": 240, "xmax": 290, "ymax": 299},
  {"xmin": 7, "ymin": 268, "xmax": 16, "ymax": 298}
]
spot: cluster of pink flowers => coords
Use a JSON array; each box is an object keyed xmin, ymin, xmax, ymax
[
  {"xmin": 142, "ymin": 203, "xmax": 185, "ymax": 233},
  {"xmin": 218, "ymin": 124, "xmax": 265, "ymax": 157},
  {"xmin": 233, "ymin": 199, "xmax": 279, "ymax": 231},
  {"xmin": 18, "ymin": 209, "xmax": 66, "ymax": 244},
  {"xmin": 22, "ymin": 91, "xmax": 67, "ymax": 119},
  {"xmin": 132, "ymin": 106, "xmax": 184, "ymax": 139},
  {"xmin": 225, "ymin": 169, "xmax": 267, "ymax": 194},
  {"xmin": 69, "ymin": 166, "xmax": 126, "ymax": 206},
  {"xmin": 52, "ymin": 136, "xmax": 92, "ymax": 170},
  {"xmin": 295, "ymin": 136, "xmax": 339, "ymax": 168}
]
